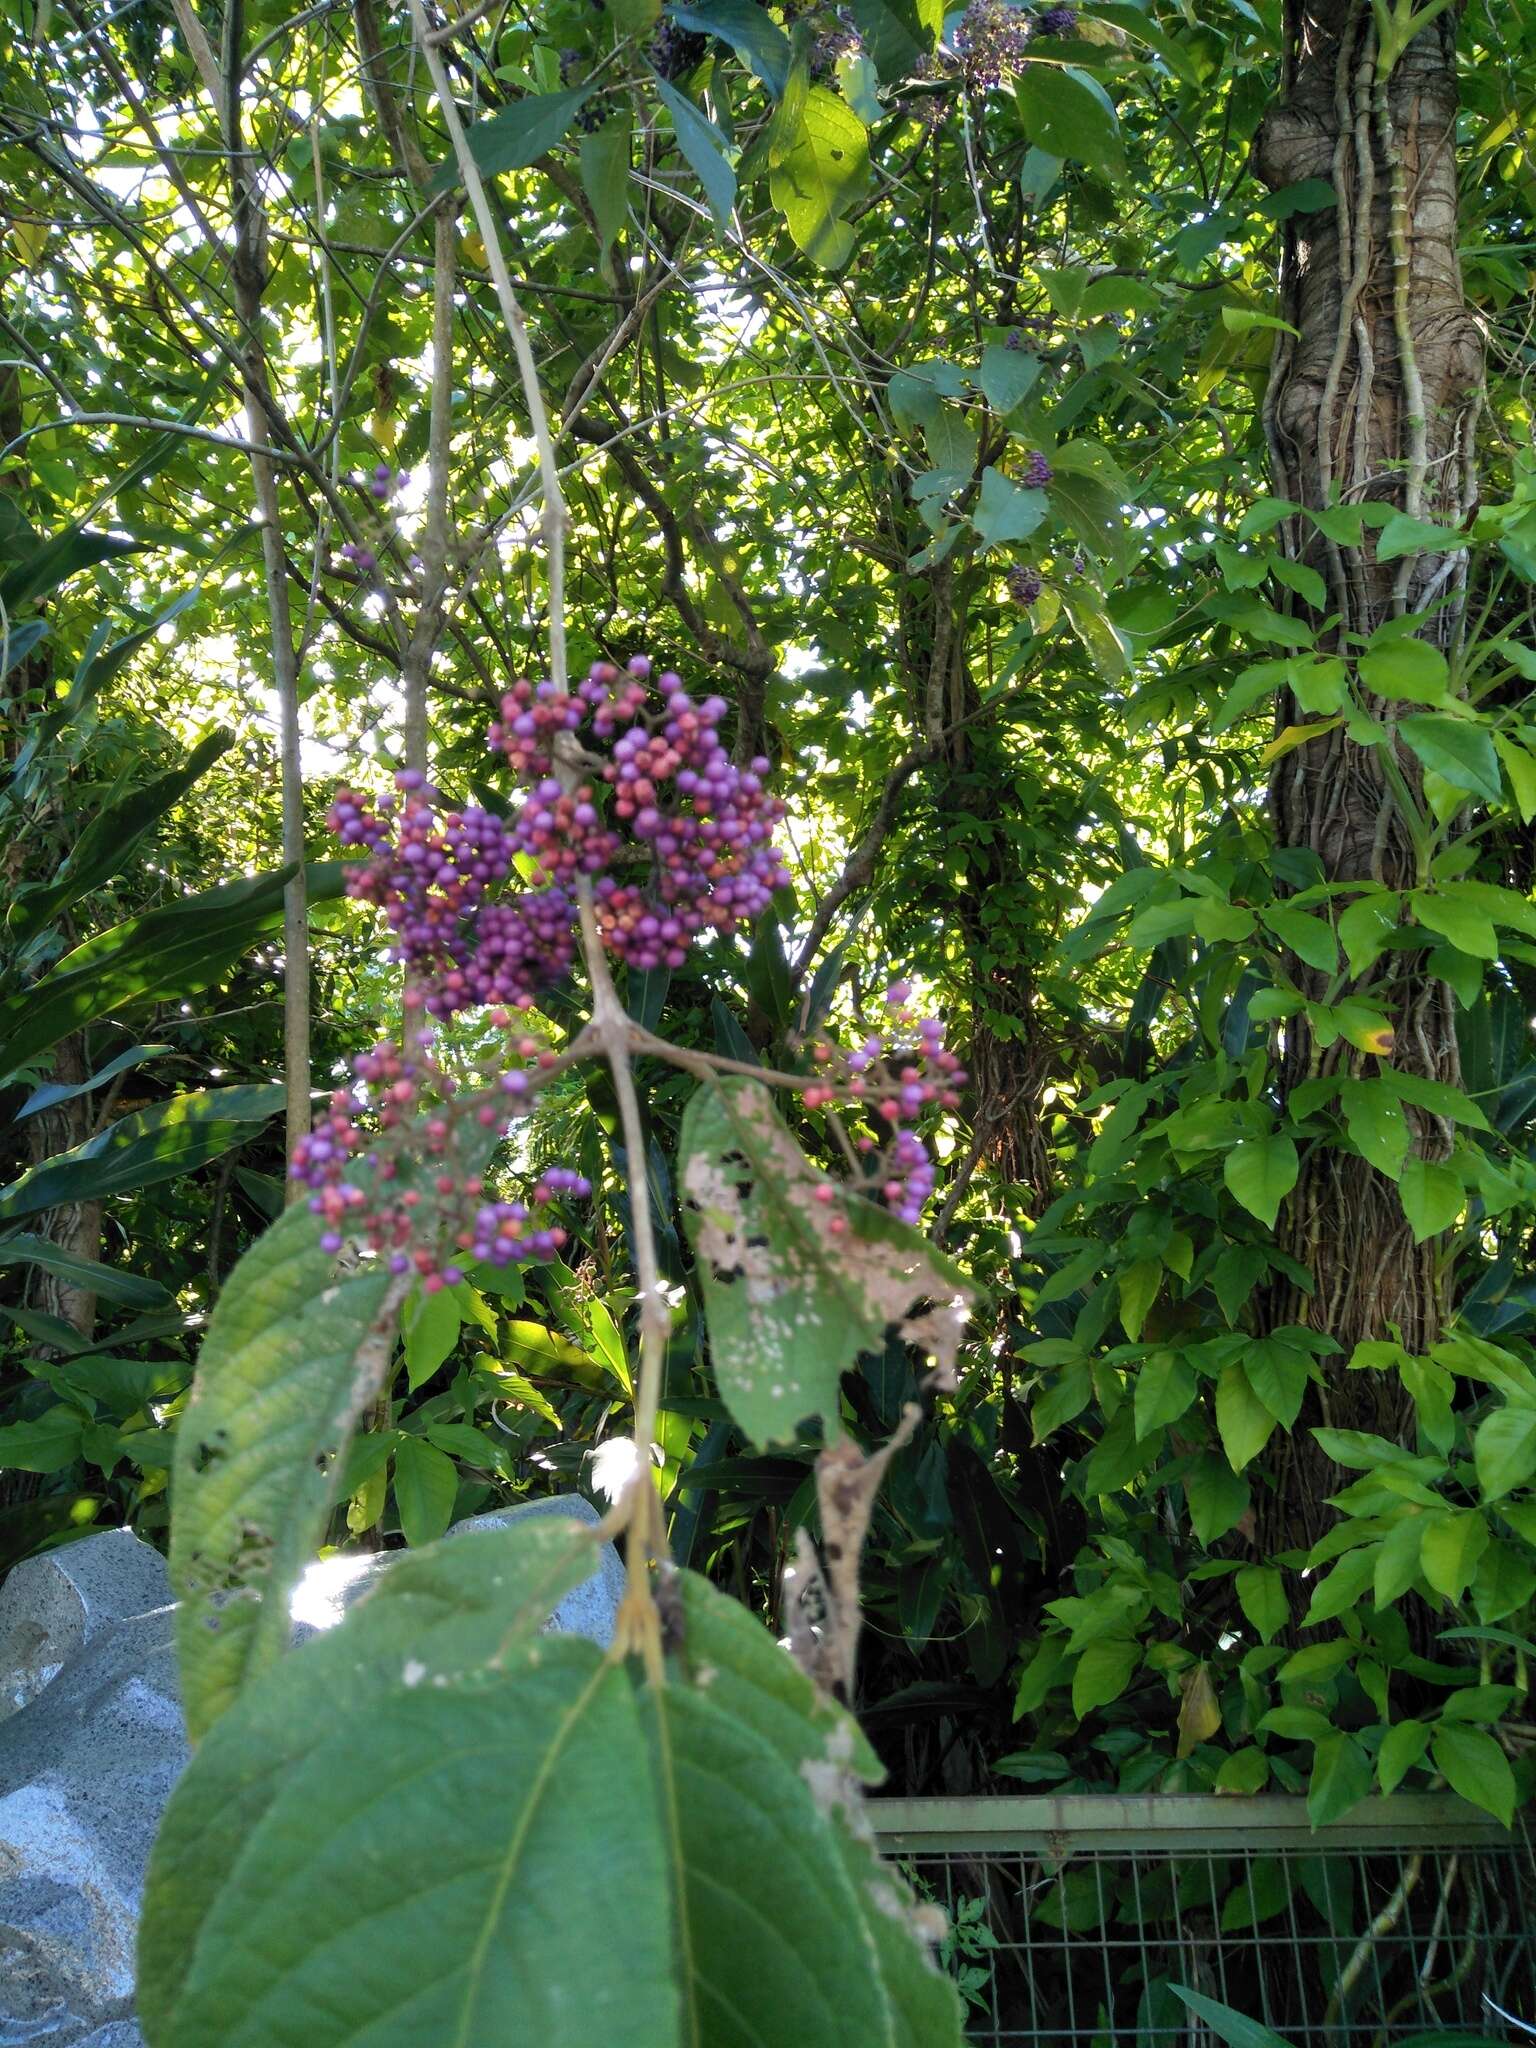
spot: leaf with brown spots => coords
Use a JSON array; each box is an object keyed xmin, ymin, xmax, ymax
[{"xmin": 679, "ymin": 1078, "xmax": 972, "ymax": 1447}]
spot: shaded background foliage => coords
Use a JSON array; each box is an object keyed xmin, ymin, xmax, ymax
[{"xmin": 2, "ymin": 0, "xmax": 1536, "ymax": 1826}]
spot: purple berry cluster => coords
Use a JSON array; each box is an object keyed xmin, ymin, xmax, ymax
[
  {"xmin": 1032, "ymin": 5, "xmax": 1077, "ymax": 35},
  {"xmin": 1021, "ymin": 449, "xmax": 1054, "ymax": 489},
  {"xmin": 366, "ymin": 461, "xmax": 410, "ymax": 500},
  {"xmin": 289, "ymin": 1030, "xmax": 591, "ymax": 1289},
  {"xmin": 332, "ymin": 656, "xmax": 788, "ymax": 1009},
  {"xmin": 801, "ymin": 983, "xmax": 966, "ymax": 1227},
  {"xmin": 1007, "ymin": 565, "xmax": 1043, "ymax": 607},
  {"xmin": 339, "ymin": 540, "xmax": 377, "ymax": 575}
]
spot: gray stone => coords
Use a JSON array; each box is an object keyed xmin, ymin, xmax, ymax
[{"xmin": 0, "ymin": 1498, "xmax": 622, "ymax": 2046}]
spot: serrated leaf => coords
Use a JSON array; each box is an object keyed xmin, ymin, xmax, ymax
[
  {"xmin": 141, "ymin": 1524, "xmax": 672, "ymax": 2046},
  {"xmin": 680, "ymin": 1078, "xmax": 971, "ymax": 1446},
  {"xmin": 168, "ymin": 1198, "xmax": 397, "ymax": 1741}
]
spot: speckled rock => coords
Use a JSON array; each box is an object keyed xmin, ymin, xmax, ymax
[{"xmin": 0, "ymin": 1497, "xmax": 622, "ymax": 2046}]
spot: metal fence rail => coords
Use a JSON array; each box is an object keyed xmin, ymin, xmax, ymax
[{"xmin": 870, "ymin": 1795, "xmax": 1535, "ymax": 2046}]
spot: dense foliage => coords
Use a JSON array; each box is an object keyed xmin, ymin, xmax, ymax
[{"xmin": 6, "ymin": 0, "xmax": 1536, "ymax": 1916}]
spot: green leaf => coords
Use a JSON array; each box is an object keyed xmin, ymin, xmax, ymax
[
  {"xmin": 457, "ymin": 89, "xmax": 591, "ymax": 182},
  {"xmin": 1134, "ymin": 1351, "xmax": 1195, "ymax": 1437},
  {"xmin": 1235, "ymin": 1565, "xmax": 1288, "ymax": 1643},
  {"xmin": 1224, "ymin": 1136, "xmax": 1298, "ymax": 1229},
  {"xmin": 1358, "ymin": 635, "xmax": 1450, "ymax": 704},
  {"xmin": 1377, "ymin": 1718, "xmax": 1430, "ymax": 1794},
  {"xmin": 579, "ymin": 111, "xmax": 632, "ymax": 263},
  {"xmin": 13, "ymin": 1041, "xmax": 169, "ymax": 1122},
  {"xmin": 668, "ymin": 0, "xmax": 792, "ymax": 93},
  {"xmin": 978, "ymin": 344, "xmax": 1041, "ymax": 415},
  {"xmin": 1186, "ymin": 1453, "xmax": 1250, "ymax": 1545},
  {"xmin": 1171, "ymin": 1985, "xmax": 1295, "ymax": 2048},
  {"xmin": 0, "ymin": 1086, "xmax": 283, "ymax": 1223},
  {"xmin": 1399, "ymin": 1157, "xmax": 1463, "ymax": 1243},
  {"xmin": 0, "ymin": 864, "xmax": 341, "ymax": 1082},
  {"xmin": 1419, "ymin": 1509, "xmax": 1489, "ymax": 1600},
  {"xmin": 1303, "ymin": 1543, "xmax": 1380, "ymax": 1625},
  {"xmin": 0, "ymin": 525, "xmax": 138, "ymax": 611},
  {"xmin": 168, "ymin": 1196, "xmax": 396, "ymax": 1741},
  {"xmin": 769, "ymin": 85, "xmax": 870, "ymax": 269},
  {"xmin": 141, "ymin": 1522, "xmax": 675, "ymax": 2046},
  {"xmin": 392, "ymin": 1435, "xmax": 459, "ymax": 1547},
  {"xmin": 679, "ymin": 1078, "xmax": 971, "ymax": 1445},
  {"xmin": 10, "ymin": 728, "xmax": 232, "ymax": 944},
  {"xmin": 974, "ymin": 468, "xmax": 1047, "ymax": 545},
  {"xmin": 1245, "ymin": 1337, "xmax": 1311, "ymax": 1427},
  {"xmin": 1430, "ymin": 1722, "xmax": 1516, "ymax": 1826},
  {"xmin": 0, "ymin": 1406, "xmax": 85, "ymax": 1473},
  {"xmin": 1474, "ymin": 1405, "xmax": 1536, "ymax": 1502},
  {"xmin": 403, "ymin": 1285, "xmax": 462, "ymax": 1391},
  {"xmin": 844, "ymin": 0, "xmax": 932, "ymax": 82},
  {"xmin": 0, "ymin": 1233, "xmax": 172, "ymax": 1308},
  {"xmin": 1307, "ymin": 1731, "xmax": 1373, "ymax": 1827},
  {"xmin": 1260, "ymin": 906, "xmax": 1337, "ymax": 972},
  {"xmin": 1014, "ymin": 65, "xmax": 1124, "ymax": 180},
  {"xmin": 1216, "ymin": 1362, "xmax": 1276, "ymax": 1471},
  {"xmin": 1116, "ymin": 1258, "xmax": 1160, "ymax": 1342},
  {"xmin": 1072, "ymin": 1637, "xmax": 1140, "ymax": 1716},
  {"xmin": 1339, "ymin": 1080, "xmax": 1410, "ymax": 1180},
  {"xmin": 1411, "ymin": 888, "xmax": 1497, "ymax": 960},
  {"xmin": 1495, "ymin": 733, "xmax": 1536, "ymax": 822},
  {"xmin": 663, "ymin": 1572, "xmax": 962, "ymax": 2039},
  {"xmin": 1399, "ymin": 716, "xmax": 1503, "ymax": 804},
  {"xmin": 1374, "ymin": 513, "xmax": 1469, "ymax": 563},
  {"xmin": 654, "ymin": 75, "xmax": 738, "ymax": 230}
]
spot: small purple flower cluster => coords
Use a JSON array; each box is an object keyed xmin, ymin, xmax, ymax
[
  {"xmin": 1033, "ymin": 5, "xmax": 1078, "ymax": 35},
  {"xmin": 289, "ymin": 1031, "xmax": 591, "ymax": 1288},
  {"xmin": 1021, "ymin": 449, "xmax": 1054, "ymax": 490},
  {"xmin": 1007, "ymin": 565, "xmax": 1043, "ymax": 607},
  {"xmin": 801, "ymin": 983, "xmax": 966, "ymax": 1227},
  {"xmin": 955, "ymin": 0, "xmax": 1031, "ymax": 84}
]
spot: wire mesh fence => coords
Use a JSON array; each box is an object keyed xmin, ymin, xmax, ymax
[{"xmin": 871, "ymin": 1794, "xmax": 1535, "ymax": 2046}]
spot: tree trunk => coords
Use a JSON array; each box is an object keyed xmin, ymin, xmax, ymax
[{"xmin": 1252, "ymin": 1, "xmax": 1483, "ymax": 1546}]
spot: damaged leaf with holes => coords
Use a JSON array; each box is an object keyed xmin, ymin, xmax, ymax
[{"xmin": 679, "ymin": 1077, "xmax": 972, "ymax": 1447}]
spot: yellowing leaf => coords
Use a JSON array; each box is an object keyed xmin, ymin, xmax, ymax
[
  {"xmin": 1260, "ymin": 716, "xmax": 1343, "ymax": 767},
  {"xmin": 1176, "ymin": 1662, "xmax": 1221, "ymax": 1758}
]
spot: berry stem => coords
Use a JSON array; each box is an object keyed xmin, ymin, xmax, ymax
[{"xmin": 573, "ymin": 873, "xmax": 670, "ymax": 1681}]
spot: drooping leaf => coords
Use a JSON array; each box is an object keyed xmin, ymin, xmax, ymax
[
  {"xmin": 679, "ymin": 1077, "xmax": 971, "ymax": 1445},
  {"xmin": 668, "ymin": 0, "xmax": 792, "ymax": 94},
  {"xmin": 455, "ymin": 89, "xmax": 592, "ymax": 184},
  {"xmin": 168, "ymin": 1193, "xmax": 397, "ymax": 1740},
  {"xmin": 0, "ymin": 1233, "xmax": 173, "ymax": 1308},
  {"xmin": 1398, "ymin": 715, "xmax": 1503, "ymax": 803},
  {"xmin": 1014, "ymin": 66, "xmax": 1124, "ymax": 180},
  {"xmin": 392, "ymin": 1434, "xmax": 459, "ymax": 1547},
  {"xmin": 654, "ymin": 74, "xmax": 738, "ymax": 230},
  {"xmin": 1223, "ymin": 1136, "xmax": 1298, "ymax": 1229}
]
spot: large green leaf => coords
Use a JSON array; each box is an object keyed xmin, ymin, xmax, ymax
[
  {"xmin": 0, "ymin": 1086, "xmax": 282, "ymax": 1223},
  {"xmin": 1473, "ymin": 1404, "xmax": 1536, "ymax": 1501},
  {"xmin": 168, "ymin": 1193, "xmax": 396, "ymax": 1740},
  {"xmin": 141, "ymin": 1523, "xmax": 673, "ymax": 2047},
  {"xmin": 668, "ymin": 0, "xmax": 791, "ymax": 94},
  {"xmin": 844, "ymin": 0, "xmax": 933, "ymax": 82},
  {"xmin": 769, "ymin": 86, "xmax": 870, "ymax": 269},
  {"xmin": 8, "ymin": 728, "xmax": 233, "ymax": 944},
  {"xmin": 1398, "ymin": 715, "xmax": 1503, "ymax": 803},
  {"xmin": 0, "ymin": 1232, "xmax": 173, "ymax": 1308},
  {"xmin": 666, "ymin": 1573, "xmax": 962, "ymax": 2048},
  {"xmin": 678, "ymin": 1077, "xmax": 972, "ymax": 1445},
  {"xmin": 455, "ymin": 89, "xmax": 591, "ymax": 183},
  {"xmin": 1014, "ymin": 66, "xmax": 1125, "ymax": 181},
  {"xmin": 0, "ymin": 526, "xmax": 139, "ymax": 611},
  {"xmin": 1223, "ymin": 1136, "xmax": 1298, "ymax": 1228},
  {"xmin": 0, "ymin": 862, "xmax": 345, "ymax": 1081}
]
